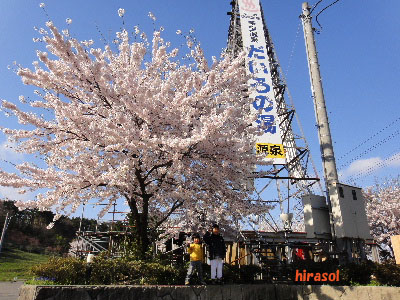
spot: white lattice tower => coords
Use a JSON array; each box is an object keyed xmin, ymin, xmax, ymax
[{"xmin": 227, "ymin": 0, "xmax": 321, "ymax": 229}]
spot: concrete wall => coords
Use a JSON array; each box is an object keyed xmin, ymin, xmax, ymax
[{"xmin": 19, "ymin": 284, "xmax": 400, "ymax": 300}]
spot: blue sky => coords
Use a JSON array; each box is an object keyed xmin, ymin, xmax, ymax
[{"xmin": 0, "ymin": 0, "xmax": 399, "ymax": 222}]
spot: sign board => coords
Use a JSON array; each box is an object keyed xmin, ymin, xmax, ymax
[
  {"xmin": 238, "ymin": 0, "xmax": 286, "ymax": 164},
  {"xmin": 391, "ymin": 235, "xmax": 400, "ymax": 265}
]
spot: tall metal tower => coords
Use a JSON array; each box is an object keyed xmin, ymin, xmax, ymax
[
  {"xmin": 225, "ymin": 0, "xmax": 374, "ymax": 265},
  {"xmin": 227, "ymin": 0, "xmax": 320, "ymax": 229}
]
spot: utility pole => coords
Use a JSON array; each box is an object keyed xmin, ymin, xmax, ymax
[
  {"xmin": 300, "ymin": 3, "xmax": 373, "ymax": 264},
  {"xmin": 0, "ymin": 213, "xmax": 11, "ymax": 255},
  {"xmin": 300, "ymin": 2, "xmax": 339, "ymax": 242},
  {"xmin": 301, "ymin": 2, "xmax": 339, "ymax": 187}
]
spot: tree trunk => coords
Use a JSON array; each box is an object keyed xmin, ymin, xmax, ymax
[{"xmin": 127, "ymin": 197, "xmax": 151, "ymax": 260}]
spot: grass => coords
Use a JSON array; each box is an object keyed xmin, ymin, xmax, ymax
[
  {"xmin": 25, "ymin": 278, "xmax": 57, "ymax": 285},
  {"xmin": 0, "ymin": 248, "xmax": 51, "ymax": 281}
]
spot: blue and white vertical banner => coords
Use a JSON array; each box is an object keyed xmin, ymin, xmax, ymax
[{"xmin": 239, "ymin": 0, "xmax": 286, "ymax": 164}]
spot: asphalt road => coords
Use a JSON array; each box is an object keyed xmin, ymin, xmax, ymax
[{"xmin": 0, "ymin": 281, "xmax": 24, "ymax": 300}]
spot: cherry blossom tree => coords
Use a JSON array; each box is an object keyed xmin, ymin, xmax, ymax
[
  {"xmin": 363, "ymin": 176, "xmax": 400, "ymax": 258},
  {"xmin": 0, "ymin": 12, "xmax": 270, "ymax": 257}
]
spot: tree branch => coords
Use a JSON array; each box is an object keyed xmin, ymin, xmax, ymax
[
  {"xmin": 152, "ymin": 200, "xmax": 184, "ymax": 232},
  {"xmin": 143, "ymin": 160, "xmax": 173, "ymax": 181}
]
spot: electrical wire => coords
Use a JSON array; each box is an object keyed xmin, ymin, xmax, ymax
[
  {"xmin": 337, "ymin": 116, "xmax": 400, "ymax": 162},
  {"xmin": 337, "ymin": 129, "xmax": 400, "ymax": 171},
  {"xmin": 345, "ymin": 149, "xmax": 400, "ymax": 183},
  {"xmin": 315, "ymin": 0, "xmax": 341, "ymax": 30},
  {"xmin": 285, "ymin": 20, "xmax": 302, "ymax": 78},
  {"xmin": 310, "ymin": 0, "xmax": 324, "ymax": 14},
  {"xmin": 272, "ymin": 39, "xmax": 324, "ymax": 194},
  {"xmin": 0, "ymin": 158, "xmax": 17, "ymax": 168},
  {"xmin": 316, "ymin": 116, "xmax": 400, "ymax": 176}
]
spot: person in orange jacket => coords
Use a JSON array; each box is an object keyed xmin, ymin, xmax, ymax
[{"xmin": 185, "ymin": 233, "xmax": 206, "ymax": 285}]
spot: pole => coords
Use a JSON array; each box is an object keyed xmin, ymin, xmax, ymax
[
  {"xmin": 0, "ymin": 213, "xmax": 10, "ymax": 254},
  {"xmin": 301, "ymin": 2, "xmax": 338, "ymax": 241},
  {"xmin": 79, "ymin": 203, "xmax": 86, "ymax": 233},
  {"xmin": 301, "ymin": 2, "xmax": 339, "ymax": 186}
]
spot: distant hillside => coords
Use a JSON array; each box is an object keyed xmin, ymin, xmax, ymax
[{"xmin": 0, "ymin": 200, "xmax": 100, "ymax": 255}]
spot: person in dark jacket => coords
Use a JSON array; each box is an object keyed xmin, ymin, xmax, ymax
[{"xmin": 203, "ymin": 224, "xmax": 226, "ymax": 283}]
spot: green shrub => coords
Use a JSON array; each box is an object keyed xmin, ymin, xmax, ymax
[
  {"xmin": 90, "ymin": 259, "xmax": 182, "ymax": 285},
  {"xmin": 339, "ymin": 260, "xmax": 375, "ymax": 285},
  {"xmin": 30, "ymin": 256, "xmax": 86, "ymax": 284},
  {"xmin": 365, "ymin": 279, "xmax": 383, "ymax": 286},
  {"xmin": 373, "ymin": 261, "xmax": 400, "ymax": 287},
  {"xmin": 30, "ymin": 254, "xmax": 185, "ymax": 285},
  {"xmin": 30, "ymin": 255, "xmax": 400, "ymax": 286},
  {"xmin": 223, "ymin": 264, "xmax": 262, "ymax": 284}
]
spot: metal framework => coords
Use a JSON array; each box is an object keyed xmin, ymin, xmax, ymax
[
  {"xmin": 227, "ymin": 1, "xmax": 320, "ymax": 226},
  {"xmin": 70, "ymin": 202, "xmax": 131, "ymax": 258},
  {"xmin": 224, "ymin": 1, "xmax": 378, "ymax": 268}
]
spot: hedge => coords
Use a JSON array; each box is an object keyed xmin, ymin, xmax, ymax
[{"xmin": 30, "ymin": 255, "xmax": 400, "ymax": 286}]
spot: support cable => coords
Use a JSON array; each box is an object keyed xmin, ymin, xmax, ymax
[
  {"xmin": 315, "ymin": 0, "xmax": 342, "ymax": 30},
  {"xmin": 310, "ymin": 0, "xmax": 324, "ymax": 14},
  {"xmin": 337, "ymin": 129, "xmax": 400, "ymax": 171},
  {"xmin": 285, "ymin": 20, "xmax": 302, "ymax": 78},
  {"xmin": 272, "ymin": 38, "xmax": 324, "ymax": 194},
  {"xmin": 337, "ymin": 116, "xmax": 400, "ymax": 161},
  {"xmin": 345, "ymin": 149, "xmax": 400, "ymax": 183}
]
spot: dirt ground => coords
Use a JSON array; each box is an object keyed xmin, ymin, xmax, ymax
[{"xmin": 0, "ymin": 281, "xmax": 24, "ymax": 300}]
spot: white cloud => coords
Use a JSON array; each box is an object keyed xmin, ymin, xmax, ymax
[
  {"xmin": 0, "ymin": 141, "xmax": 30, "ymax": 202},
  {"xmin": 0, "ymin": 140, "xmax": 24, "ymax": 162},
  {"xmin": 386, "ymin": 152, "xmax": 400, "ymax": 167},
  {"xmin": 339, "ymin": 151, "xmax": 400, "ymax": 179},
  {"xmin": 0, "ymin": 186, "xmax": 32, "ymax": 202},
  {"xmin": 340, "ymin": 156, "xmax": 382, "ymax": 178}
]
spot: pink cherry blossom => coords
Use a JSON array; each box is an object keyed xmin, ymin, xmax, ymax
[
  {"xmin": 363, "ymin": 177, "xmax": 400, "ymax": 258},
  {"xmin": 118, "ymin": 8, "xmax": 125, "ymax": 18},
  {"xmin": 0, "ymin": 19, "xmax": 269, "ymax": 257}
]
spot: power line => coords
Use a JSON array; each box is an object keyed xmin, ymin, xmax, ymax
[
  {"xmin": 337, "ymin": 129, "xmax": 400, "ymax": 171},
  {"xmin": 310, "ymin": 0, "xmax": 324, "ymax": 15},
  {"xmin": 345, "ymin": 150, "xmax": 400, "ymax": 183},
  {"xmin": 316, "ymin": 116, "xmax": 400, "ymax": 175},
  {"xmin": 315, "ymin": 0, "xmax": 342, "ymax": 30},
  {"xmin": 285, "ymin": 20, "xmax": 302, "ymax": 78},
  {"xmin": 337, "ymin": 116, "xmax": 400, "ymax": 162},
  {"xmin": 272, "ymin": 36, "xmax": 324, "ymax": 194},
  {"xmin": 319, "ymin": 124, "xmax": 400, "ymax": 178}
]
